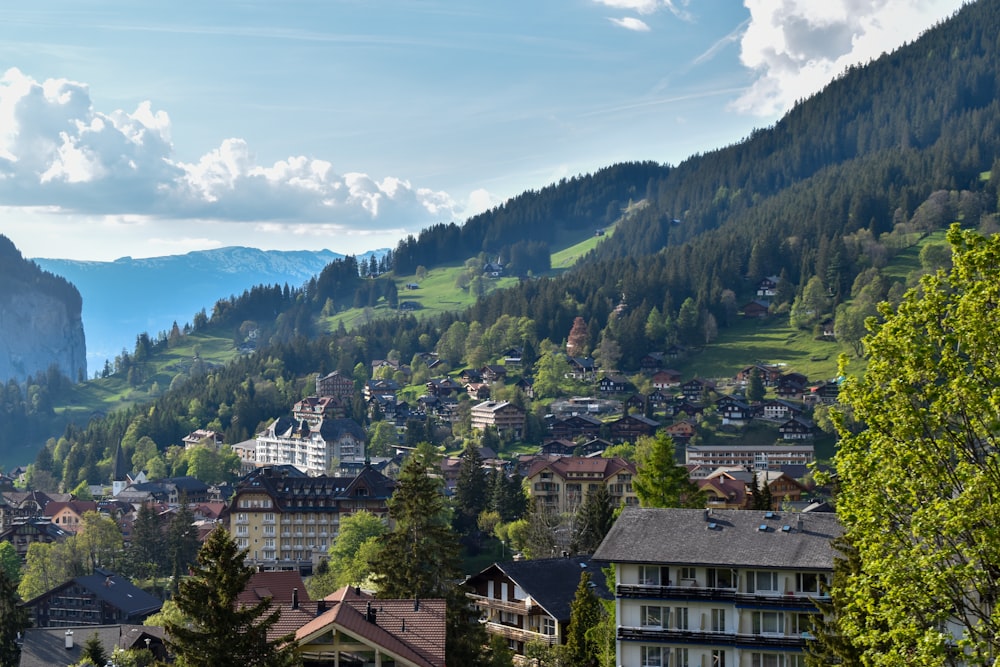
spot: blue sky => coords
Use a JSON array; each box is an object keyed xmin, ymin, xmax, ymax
[{"xmin": 0, "ymin": 0, "xmax": 966, "ymax": 261}]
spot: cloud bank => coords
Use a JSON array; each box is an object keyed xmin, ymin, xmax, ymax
[
  {"xmin": 0, "ymin": 68, "xmax": 465, "ymax": 231},
  {"xmin": 735, "ymin": 0, "xmax": 966, "ymax": 116}
]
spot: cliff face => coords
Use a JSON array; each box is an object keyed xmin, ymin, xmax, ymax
[{"xmin": 0, "ymin": 236, "xmax": 87, "ymax": 385}]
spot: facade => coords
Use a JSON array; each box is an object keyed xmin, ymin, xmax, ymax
[
  {"xmin": 593, "ymin": 507, "xmax": 842, "ymax": 667},
  {"xmin": 0, "ymin": 518, "xmax": 70, "ymax": 560},
  {"xmin": 226, "ymin": 465, "xmax": 394, "ymax": 570},
  {"xmin": 466, "ymin": 557, "xmax": 612, "ymax": 664},
  {"xmin": 255, "ymin": 416, "xmax": 366, "ymax": 475},
  {"xmin": 316, "ymin": 371, "xmax": 356, "ymax": 400},
  {"xmin": 525, "ymin": 456, "xmax": 638, "ymax": 513},
  {"xmin": 685, "ymin": 444, "xmax": 815, "ymax": 470},
  {"xmin": 471, "ymin": 400, "xmax": 526, "ymax": 438}
]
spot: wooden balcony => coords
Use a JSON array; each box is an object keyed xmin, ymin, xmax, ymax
[{"xmin": 484, "ymin": 622, "xmax": 557, "ymax": 646}]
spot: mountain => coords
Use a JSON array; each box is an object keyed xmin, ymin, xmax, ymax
[
  {"xmin": 0, "ymin": 235, "xmax": 87, "ymax": 385},
  {"xmin": 33, "ymin": 247, "xmax": 386, "ymax": 373}
]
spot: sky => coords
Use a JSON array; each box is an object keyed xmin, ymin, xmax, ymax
[{"xmin": 0, "ymin": 0, "xmax": 968, "ymax": 262}]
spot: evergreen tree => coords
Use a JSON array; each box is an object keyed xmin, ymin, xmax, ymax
[
  {"xmin": 746, "ymin": 367, "xmax": 765, "ymax": 403},
  {"xmin": 565, "ymin": 571, "xmax": 604, "ymax": 667},
  {"xmin": 167, "ymin": 498, "xmax": 200, "ymax": 594},
  {"xmin": 453, "ymin": 444, "xmax": 488, "ymax": 536},
  {"xmin": 0, "ymin": 566, "xmax": 29, "ymax": 667},
  {"xmin": 632, "ymin": 432, "xmax": 703, "ymax": 508},
  {"xmin": 571, "ymin": 486, "xmax": 615, "ymax": 554},
  {"xmin": 81, "ymin": 631, "xmax": 109, "ymax": 667},
  {"xmin": 165, "ymin": 528, "xmax": 300, "ymax": 667},
  {"xmin": 126, "ymin": 502, "xmax": 164, "ymax": 579}
]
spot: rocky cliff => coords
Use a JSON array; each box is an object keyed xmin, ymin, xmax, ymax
[{"xmin": 0, "ymin": 236, "xmax": 86, "ymax": 385}]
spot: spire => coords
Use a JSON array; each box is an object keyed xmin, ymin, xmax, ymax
[{"xmin": 112, "ymin": 440, "xmax": 129, "ymax": 483}]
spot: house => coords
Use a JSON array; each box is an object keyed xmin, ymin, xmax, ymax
[
  {"xmin": 697, "ymin": 475, "xmax": 749, "ymax": 510},
  {"xmin": 43, "ymin": 500, "xmax": 98, "ymax": 534},
  {"xmin": 514, "ymin": 376, "xmax": 535, "ymax": 399},
  {"xmin": 471, "ymin": 401, "xmax": 526, "ymax": 439},
  {"xmin": 704, "ymin": 468, "xmax": 808, "ymax": 509},
  {"xmin": 685, "ymin": 443, "xmax": 816, "ymax": 469},
  {"xmin": 716, "ymin": 396, "xmax": 754, "ymax": 427},
  {"xmin": 22, "ymin": 568, "xmax": 162, "ymax": 628},
  {"xmin": 759, "ymin": 399, "xmax": 804, "ymax": 421},
  {"xmin": 639, "ymin": 351, "xmax": 666, "ymax": 372},
  {"xmin": 0, "ymin": 518, "xmax": 70, "ymax": 560},
  {"xmin": 466, "ymin": 382, "xmax": 492, "ymax": 401},
  {"xmin": 182, "ymin": 428, "xmax": 225, "ymax": 450},
  {"xmin": 465, "ymin": 557, "xmax": 613, "ymax": 662},
  {"xmin": 592, "ymin": 507, "xmax": 842, "ymax": 667},
  {"xmin": 540, "ymin": 439, "xmax": 580, "ymax": 456},
  {"xmin": 598, "ymin": 374, "xmax": 634, "ymax": 394},
  {"xmin": 293, "ymin": 395, "xmax": 346, "ymax": 425},
  {"xmin": 807, "ymin": 379, "xmax": 841, "ymax": 405},
  {"xmin": 295, "ymin": 588, "xmax": 447, "ymax": 667},
  {"xmin": 779, "ymin": 416, "xmax": 816, "ymax": 440},
  {"xmin": 479, "ymin": 364, "xmax": 508, "ymax": 383},
  {"xmin": 741, "ymin": 300, "xmax": 771, "ymax": 319},
  {"xmin": 458, "ymin": 368, "xmax": 483, "ymax": 384},
  {"xmin": 776, "ymin": 373, "xmax": 810, "ymax": 400},
  {"xmin": 316, "ymin": 371, "xmax": 356, "ymax": 400},
  {"xmin": 425, "ymin": 377, "xmax": 464, "ymax": 397},
  {"xmin": 364, "ymin": 378, "xmax": 401, "ymax": 399},
  {"xmin": 646, "ymin": 389, "xmax": 671, "ymax": 409},
  {"xmin": 756, "ymin": 275, "xmax": 780, "ymax": 298},
  {"xmin": 566, "ymin": 356, "xmax": 597, "ymax": 381},
  {"xmin": 2, "ymin": 490, "xmax": 67, "ymax": 522},
  {"xmin": 735, "ymin": 364, "xmax": 783, "ymax": 387},
  {"xmin": 226, "ymin": 465, "xmax": 395, "ymax": 571},
  {"xmin": 550, "ymin": 415, "xmax": 604, "ymax": 440},
  {"xmin": 664, "ymin": 420, "xmax": 697, "ymax": 442},
  {"xmin": 18, "ymin": 624, "xmax": 168, "ymax": 667},
  {"xmin": 680, "ymin": 378, "xmax": 716, "ymax": 402},
  {"xmin": 503, "ymin": 346, "xmax": 524, "ymax": 366},
  {"xmin": 608, "ymin": 414, "xmax": 660, "ymax": 443},
  {"xmin": 651, "ymin": 369, "xmax": 682, "ymax": 389},
  {"xmin": 525, "ymin": 456, "xmax": 638, "ymax": 513}
]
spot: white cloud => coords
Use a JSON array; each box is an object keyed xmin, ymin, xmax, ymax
[
  {"xmin": 734, "ymin": 0, "xmax": 966, "ymax": 117},
  {"xmin": 594, "ymin": 0, "xmax": 692, "ymax": 21},
  {"xmin": 609, "ymin": 17, "xmax": 652, "ymax": 32},
  {"xmin": 0, "ymin": 68, "xmax": 464, "ymax": 233}
]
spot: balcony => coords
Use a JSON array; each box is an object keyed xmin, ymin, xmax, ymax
[
  {"xmin": 484, "ymin": 622, "xmax": 557, "ymax": 646},
  {"xmin": 617, "ymin": 626, "xmax": 808, "ymax": 649},
  {"xmin": 468, "ymin": 593, "xmax": 535, "ymax": 616},
  {"xmin": 616, "ymin": 584, "xmax": 822, "ymax": 609}
]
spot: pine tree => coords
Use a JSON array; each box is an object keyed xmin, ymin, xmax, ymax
[
  {"xmin": 165, "ymin": 527, "xmax": 300, "ymax": 667},
  {"xmin": 0, "ymin": 566, "xmax": 29, "ymax": 667},
  {"xmin": 565, "ymin": 571, "xmax": 605, "ymax": 667},
  {"xmin": 82, "ymin": 631, "xmax": 109, "ymax": 666},
  {"xmin": 571, "ymin": 486, "xmax": 615, "ymax": 554},
  {"xmin": 453, "ymin": 444, "xmax": 488, "ymax": 536},
  {"xmin": 746, "ymin": 367, "xmax": 765, "ymax": 403},
  {"xmin": 127, "ymin": 502, "xmax": 165, "ymax": 579},
  {"xmin": 632, "ymin": 432, "xmax": 703, "ymax": 508},
  {"xmin": 167, "ymin": 497, "xmax": 199, "ymax": 594}
]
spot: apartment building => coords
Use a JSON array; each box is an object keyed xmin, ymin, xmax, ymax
[
  {"xmin": 471, "ymin": 400, "xmax": 526, "ymax": 439},
  {"xmin": 227, "ymin": 464, "xmax": 394, "ymax": 572},
  {"xmin": 524, "ymin": 456, "xmax": 638, "ymax": 513},
  {"xmin": 593, "ymin": 507, "xmax": 841, "ymax": 667},
  {"xmin": 255, "ymin": 416, "xmax": 366, "ymax": 475},
  {"xmin": 685, "ymin": 444, "xmax": 815, "ymax": 470}
]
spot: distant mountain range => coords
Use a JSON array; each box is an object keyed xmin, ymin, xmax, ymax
[{"xmin": 34, "ymin": 247, "xmax": 386, "ymax": 373}]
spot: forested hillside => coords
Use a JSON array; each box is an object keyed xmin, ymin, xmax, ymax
[{"xmin": 16, "ymin": 0, "xmax": 1000, "ymax": 488}]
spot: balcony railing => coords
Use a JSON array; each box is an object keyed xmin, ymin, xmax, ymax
[
  {"xmin": 616, "ymin": 584, "xmax": 824, "ymax": 609},
  {"xmin": 485, "ymin": 622, "xmax": 557, "ymax": 646},
  {"xmin": 618, "ymin": 626, "xmax": 809, "ymax": 648},
  {"xmin": 468, "ymin": 593, "xmax": 534, "ymax": 616}
]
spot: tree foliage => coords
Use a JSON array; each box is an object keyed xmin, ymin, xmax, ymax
[
  {"xmin": 165, "ymin": 527, "xmax": 300, "ymax": 667},
  {"xmin": 564, "ymin": 571, "xmax": 605, "ymax": 667},
  {"xmin": 832, "ymin": 226, "xmax": 1000, "ymax": 665},
  {"xmin": 0, "ymin": 565, "xmax": 29, "ymax": 667},
  {"xmin": 632, "ymin": 432, "xmax": 703, "ymax": 509}
]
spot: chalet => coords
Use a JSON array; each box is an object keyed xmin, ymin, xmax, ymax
[
  {"xmin": 598, "ymin": 374, "xmax": 634, "ymax": 394},
  {"xmin": 820, "ymin": 318, "xmax": 836, "ymax": 339},
  {"xmin": 458, "ymin": 368, "xmax": 483, "ymax": 384},
  {"xmin": 364, "ymin": 378, "xmax": 400, "ymax": 399},
  {"xmin": 466, "ymin": 382, "xmax": 492, "ymax": 401},
  {"xmin": 514, "ymin": 376, "xmax": 535, "ymax": 399},
  {"xmin": 664, "ymin": 419, "xmax": 697, "ymax": 442},
  {"xmin": 779, "ymin": 416, "xmax": 816, "ymax": 440},
  {"xmin": 735, "ymin": 364, "xmax": 783, "ymax": 387},
  {"xmin": 776, "ymin": 372, "xmax": 810, "ymax": 400},
  {"xmin": 675, "ymin": 400, "xmax": 705, "ymax": 417},
  {"xmin": 608, "ymin": 414, "xmax": 660, "ymax": 443},
  {"xmin": 471, "ymin": 401, "xmax": 526, "ymax": 438},
  {"xmin": 503, "ymin": 346, "xmax": 524, "ymax": 366},
  {"xmin": 316, "ymin": 370, "xmax": 356, "ymax": 400},
  {"xmin": 651, "ymin": 369, "xmax": 682, "ymax": 389},
  {"xmin": 566, "ymin": 356, "xmax": 597, "ymax": 381},
  {"xmin": 624, "ymin": 393, "xmax": 646, "ymax": 411},
  {"xmin": 741, "ymin": 300, "xmax": 770, "ymax": 319},
  {"xmin": 399, "ymin": 300, "xmax": 421, "ymax": 311},
  {"xmin": 639, "ymin": 351, "xmax": 666, "ymax": 371},
  {"xmin": 540, "ymin": 439, "xmax": 579, "ymax": 456},
  {"xmin": 807, "ymin": 379, "xmax": 841, "ymax": 405},
  {"xmin": 479, "ymin": 364, "xmax": 508, "ymax": 383},
  {"xmin": 425, "ymin": 377, "xmax": 464, "ymax": 397},
  {"xmin": 44, "ymin": 500, "xmax": 98, "ymax": 534},
  {"xmin": 756, "ymin": 275, "xmax": 780, "ymax": 297},
  {"xmin": 577, "ymin": 438, "xmax": 613, "ymax": 456},
  {"xmin": 182, "ymin": 429, "xmax": 225, "ymax": 450},
  {"xmin": 550, "ymin": 414, "xmax": 603, "ymax": 441},
  {"xmin": 697, "ymin": 475, "xmax": 749, "ymax": 510},
  {"xmin": 2, "ymin": 490, "xmax": 67, "ymax": 521},
  {"xmin": 483, "ymin": 260, "xmax": 504, "ymax": 277},
  {"xmin": 680, "ymin": 378, "xmax": 716, "ymax": 401},
  {"xmin": 466, "ymin": 557, "xmax": 612, "ymax": 663},
  {"xmin": 0, "ymin": 518, "xmax": 70, "ymax": 560},
  {"xmin": 664, "ymin": 344, "xmax": 687, "ymax": 359},
  {"xmin": 759, "ymin": 399, "xmax": 804, "ymax": 421},
  {"xmin": 704, "ymin": 468, "xmax": 808, "ymax": 509},
  {"xmin": 716, "ymin": 397, "xmax": 754, "ymax": 427},
  {"xmin": 646, "ymin": 389, "xmax": 671, "ymax": 409},
  {"xmin": 23, "ymin": 569, "xmax": 162, "ymax": 628}
]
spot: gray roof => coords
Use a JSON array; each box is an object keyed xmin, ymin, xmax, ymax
[
  {"xmin": 19, "ymin": 624, "xmax": 165, "ymax": 667},
  {"xmin": 592, "ymin": 507, "xmax": 842, "ymax": 571}
]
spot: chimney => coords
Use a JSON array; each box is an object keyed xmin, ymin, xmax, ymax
[
  {"xmin": 414, "ymin": 598, "xmax": 420, "ymax": 612},
  {"xmin": 65, "ymin": 630, "xmax": 74, "ymax": 650},
  {"xmin": 796, "ymin": 516, "xmax": 804, "ymax": 532},
  {"xmin": 316, "ymin": 600, "xmax": 327, "ymax": 616},
  {"xmin": 366, "ymin": 601, "xmax": 377, "ymax": 625},
  {"xmin": 292, "ymin": 588, "xmax": 299, "ymax": 610}
]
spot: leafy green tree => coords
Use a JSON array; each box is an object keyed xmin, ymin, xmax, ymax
[
  {"xmin": 565, "ymin": 571, "xmax": 605, "ymax": 667},
  {"xmin": 165, "ymin": 527, "xmax": 300, "ymax": 667},
  {"xmin": 308, "ymin": 511, "xmax": 386, "ymax": 597},
  {"xmin": 632, "ymin": 432, "xmax": 703, "ymax": 508},
  {"xmin": 833, "ymin": 225, "xmax": 1000, "ymax": 665},
  {"xmin": 790, "ymin": 275, "xmax": 830, "ymax": 330},
  {"xmin": 485, "ymin": 633, "xmax": 515, "ymax": 667},
  {"xmin": 78, "ymin": 510, "xmax": 124, "ymax": 572},
  {"xmin": 571, "ymin": 486, "xmax": 615, "ymax": 554},
  {"xmin": 534, "ymin": 347, "xmax": 573, "ymax": 399},
  {"xmin": 0, "ymin": 542, "xmax": 20, "ymax": 584},
  {"xmin": 0, "ymin": 565, "xmax": 29, "ymax": 667},
  {"xmin": 367, "ymin": 420, "xmax": 398, "ymax": 457}
]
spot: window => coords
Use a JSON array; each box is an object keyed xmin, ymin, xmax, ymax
[
  {"xmin": 791, "ymin": 613, "xmax": 815, "ymax": 636},
  {"xmin": 712, "ymin": 649, "xmax": 727, "ymax": 667},
  {"xmin": 752, "ymin": 611, "xmax": 785, "ymax": 635},
  {"xmin": 640, "ymin": 605, "xmax": 668, "ymax": 628},
  {"xmin": 638, "ymin": 565, "xmax": 661, "ymax": 586},
  {"xmin": 679, "ymin": 567, "xmax": 697, "ymax": 581},
  {"xmin": 707, "ymin": 568, "xmax": 736, "ymax": 589},
  {"xmin": 751, "ymin": 654, "xmax": 789, "ymax": 667},
  {"xmin": 711, "ymin": 608, "xmax": 726, "ymax": 632},
  {"xmin": 675, "ymin": 607, "xmax": 688, "ymax": 630},
  {"xmin": 796, "ymin": 572, "xmax": 826, "ymax": 594},
  {"xmin": 673, "ymin": 647, "xmax": 689, "ymax": 667},
  {"xmin": 236, "ymin": 525, "xmax": 248, "ymax": 536},
  {"xmin": 541, "ymin": 617, "xmax": 556, "ymax": 635},
  {"xmin": 747, "ymin": 570, "xmax": 779, "ymax": 593},
  {"xmin": 640, "ymin": 646, "xmax": 663, "ymax": 667}
]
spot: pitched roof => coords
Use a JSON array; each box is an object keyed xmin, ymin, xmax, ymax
[
  {"xmin": 238, "ymin": 570, "xmax": 311, "ymax": 606},
  {"xmin": 526, "ymin": 456, "xmax": 635, "ymax": 480},
  {"xmin": 24, "ymin": 570, "xmax": 162, "ymax": 617},
  {"xmin": 593, "ymin": 507, "xmax": 842, "ymax": 570},
  {"xmin": 470, "ymin": 556, "xmax": 612, "ymax": 623}
]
